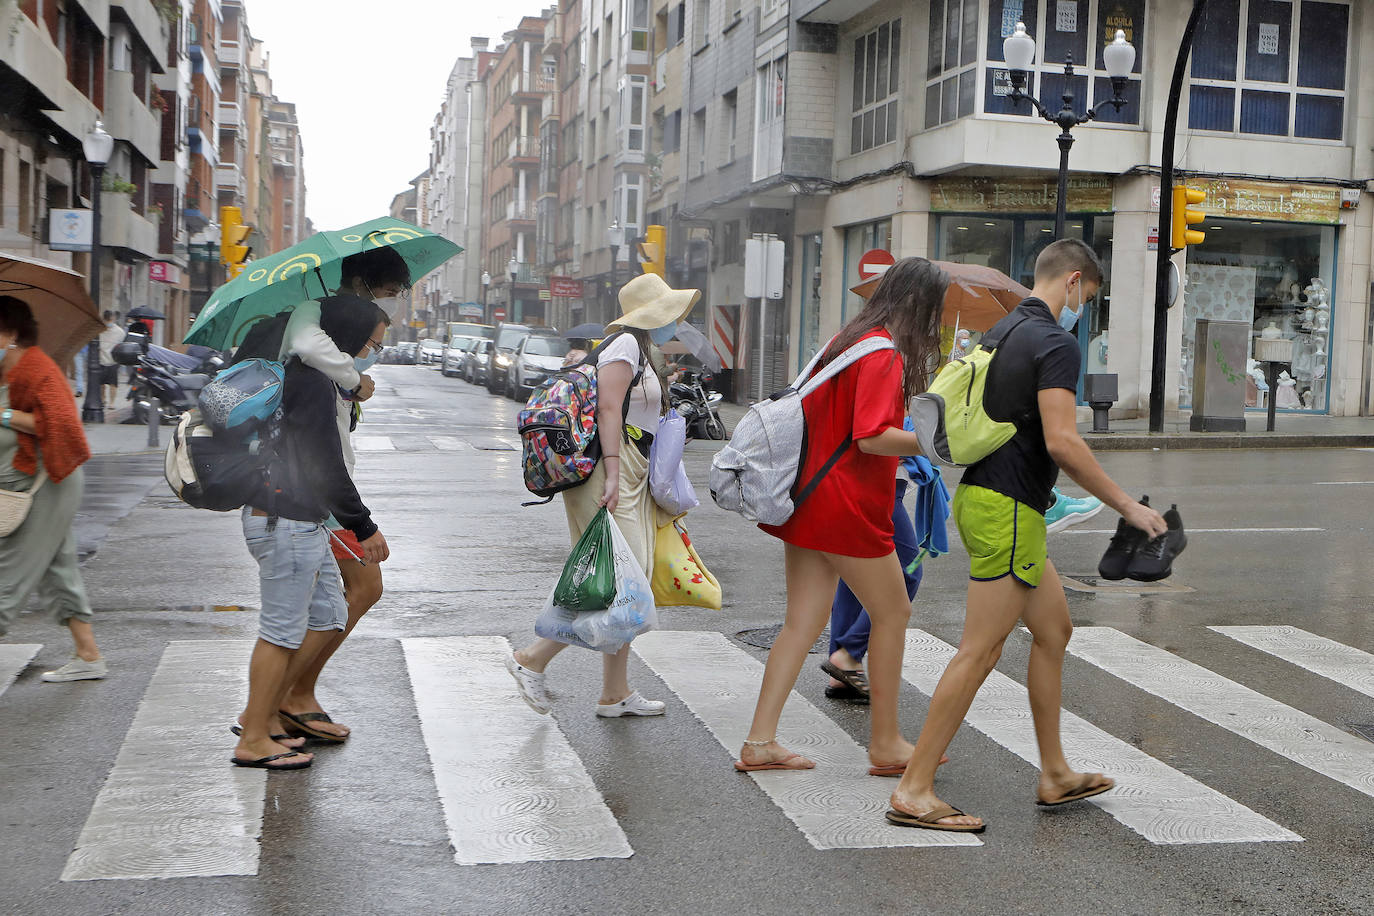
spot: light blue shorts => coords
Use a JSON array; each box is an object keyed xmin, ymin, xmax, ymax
[{"xmin": 242, "ymin": 509, "xmax": 347, "ymax": 649}]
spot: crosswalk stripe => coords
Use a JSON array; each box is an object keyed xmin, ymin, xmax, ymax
[
  {"xmin": 401, "ymin": 636, "xmax": 633, "ymax": 865},
  {"xmin": 1209, "ymin": 626, "xmax": 1374, "ymax": 700},
  {"xmin": 632, "ymin": 630, "xmax": 982, "ymax": 849},
  {"xmin": 62, "ymin": 641, "xmax": 262, "ymax": 881},
  {"xmin": 353, "ymin": 436, "xmax": 396, "ymax": 451},
  {"xmin": 428, "ymin": 436, "xmax": 472, "ymax": 451},
  {"xmin": 902, "ymin": 630, "xmax": 1298, "ymax": 844},
  {"xmin": 1067, "ymin": 628, "xmax": 1374, "ymax": 800},
  {"xmin": 0, "ymin": 644, "xmax": 40, "ymax": 697}
]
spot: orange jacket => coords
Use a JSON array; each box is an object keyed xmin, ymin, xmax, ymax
[{"xmin": 7, "ymin": 346, "xmax": 90, "ymax": 483}]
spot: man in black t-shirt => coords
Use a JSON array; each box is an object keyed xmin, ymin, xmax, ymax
[{"xmin": 888, "ymin": 239, "xmax": 1167, "ymax": 834}]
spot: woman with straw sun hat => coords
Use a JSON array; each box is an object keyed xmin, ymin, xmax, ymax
[{"xmin": 506, "ymin": 274, "xmax": 700, "ymax": 717}]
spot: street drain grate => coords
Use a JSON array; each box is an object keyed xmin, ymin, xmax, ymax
[
  {"xmin": 735, "ymin": 625, "xmax": 829, "ymax": 654},
  {"xmin": 1348, "ymin": 724, "xmax": 1374, "ymax": 743},
  {"xmin": 1060, "ymin": 575, "xmax": 1195, "ymax": 596}
]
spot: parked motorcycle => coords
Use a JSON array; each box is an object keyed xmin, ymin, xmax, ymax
[
  {"xmin": 670, "ymin": 367, "xmax": 727, "ymax": 440},
  {"xmin": 118, "ymin": 342, "xmax": 226, "ymax": 425}
]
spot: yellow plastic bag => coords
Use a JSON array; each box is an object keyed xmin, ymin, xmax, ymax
[{"xmin": 651, "ymin": 515, "xmax": 721, "ymax": 610}]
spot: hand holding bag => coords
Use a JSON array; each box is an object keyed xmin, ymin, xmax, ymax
[
  {"xmin": 537, "ymin": 515, "xmax": 659, "ymax": 653},
  {"xmin": 552, "ymin": 506, "xmax": 618, "ymax": 611},
  {"xmin": 0, "ymin": 468, "xmax": 47, "ymax": 537},
  {"xmin": 651, "ymin": 514, "xmax": 722, "ymax": 610},
  {"xmin": 649, "ymin": 409, "xmax": 698, "ymax": 515}
]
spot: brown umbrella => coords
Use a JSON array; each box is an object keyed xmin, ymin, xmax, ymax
[
  {"xmin": 849, "ymin": 260, "xmax": 1030, "ymax": 332},
  {"xmin": 0, "ymin": 254, "xmax": 103, "ymax": 365}
]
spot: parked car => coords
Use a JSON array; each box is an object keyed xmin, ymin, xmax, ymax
[
  {"xmin": 465, "ymin": 339, "xmax": 495, "ymax": 384},
  {"xmin": 394, "ymin": 341, "xmax": 420, "ymax": 364},
  {"xmin": 487, "ymin": 323, "xmax": 532, "ymax": 394},
  {"xmin": 506, "ymin": 330, "xmax": 569, "ymax": 400},
  {"xmin": 376, "ymin": 345, "xmax": 397, "ymax": 364},
  {"xmin": 443, "ymin": 322, "xmax": 494, "ymax": 373},
  {"xmin": 418, "ymin": 338, "xmax": 444, "ymax": 365},
  {"xmin": 441, "ymin": 335, "xmax": 478, "ymax": 377}
]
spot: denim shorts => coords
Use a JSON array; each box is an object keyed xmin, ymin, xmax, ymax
[{"xmin": 242, "ymin": 509, "xmax": 347, "ymax": 649}]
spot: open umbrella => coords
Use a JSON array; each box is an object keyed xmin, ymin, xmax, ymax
[
  {"xmin": 184, "ymin": 217, "xmax": 462, "ymax": 350},
  {"xmin": 0, "ymin": 254, "xmax": 103, "ymax": 366},
  {"xmin": 849, "ymin": 260, "xmax": 1030, "ymax": 332},
  {"xmin": 566, "ymin": 322, "xmax": 605, "ymax": 340},
  {"xmin": 126, "ymin": 305, "xmax": 166, "ymax": 320}
]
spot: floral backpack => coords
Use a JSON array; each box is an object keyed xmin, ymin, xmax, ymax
[{"xmin": 517, "ymin": 332, "xmax": 641, "ymax": 506}]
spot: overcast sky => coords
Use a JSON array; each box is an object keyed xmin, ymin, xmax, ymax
[{"xmin": 246, "ymin": 2, "xmax": 520, "ymax": 233}]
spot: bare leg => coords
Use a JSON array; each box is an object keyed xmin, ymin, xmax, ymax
[
  {"xmin": 235, "ymin": 639, "xmax": 312, "ymax": 763},
  {"xmin": 273, "ymin": 629, "xmax": 347, "ymax": 720},
  {"xmin": 825, "ymin": 551, "xmax": 912, "ymax": 766},
  {"xmin": 600, "ymin": 644, "xmax": 632, "ymax": 706},
  {"xmin": 739, "ymin": 543, "xmax": 837, "ymax": 768},
  {"xmin": 514, "ymin": 638, "xmax": 568, "ymax": 673},
  {"xmin": 1023, "ymin": 559, "xmax": 1111, "ymax": 802},
  {"xmin": 66, "ymin": 619, "xmax": 101, "ymax": 662},
  {"xmin": 889, "ymin": 574, "xmax": 1029, "ymax": 828}
]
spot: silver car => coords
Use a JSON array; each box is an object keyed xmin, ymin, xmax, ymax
[
  {"xmin": 464, "ymin": 339, "xmax": 495, "ymax": 384},
  {"xmin": 441, "ymin": 335, "xmax": 478, "ymax": 377}
]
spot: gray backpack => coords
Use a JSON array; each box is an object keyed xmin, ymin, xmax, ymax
[{"xmin": 709, "ymin": 336, "xmax": 895, "ymax": 525}]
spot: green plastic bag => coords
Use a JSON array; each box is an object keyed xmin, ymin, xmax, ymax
[{"xmin": 553, "ymin": 507, "xmax": 618, "ymax": 611}]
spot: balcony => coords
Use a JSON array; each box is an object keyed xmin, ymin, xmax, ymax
[
  {"xmin": 507, "ymin": 201, "xmax": 537, "ymax": 223},
  {"xmin": 510, "ymin": 262, "xmax": 542, "ymax": 284},
  {"xmin": 219, "ymin": 101, "xmax": 240, "ymax": 129},
  {"xmin": 100, "ymin": 192, "xmax": 159, "ymax": 259},
  {"xmin": 541, "ymin": 94, "xmax": 558, "ymax": 123},
  {"xmin": 512, "ymin": 70, "xmax": 545, "ymax": 100},
  {"xmin": 509, "ymin": 137, "xmax": 539, "ymax": 162},
  {"xmin": 103, "ymin": 71, "xmax": 162, "ymax": 165},
  {"xmin": 111, "ymin": 0, "xmax": 170, "ymax": 70},
  {"xmin": 218, "ymin": 38, "xmax": 242, "ymax": 67},
  {"xmin": 216, "ymin": 161, "xmax": 246, "ymax": 198}
]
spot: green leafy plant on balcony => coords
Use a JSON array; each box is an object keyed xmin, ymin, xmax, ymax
[
  {"xmin": 154, "ymin": 0, "xmax": 182, "ymax": 24},
  {"xmin": 148, "ymin": 202, "xmax": 165, "ymax": 221},
  {"xmin": 102, "ymin": 175, "xmax": 139, "ymax": 195}
]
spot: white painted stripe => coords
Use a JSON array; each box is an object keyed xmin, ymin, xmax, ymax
[
  {"xmin": 1059, "ymin": 527, "xmax": 1323, "ymax": 534},
  {"xmin": 1210, "ymin": 626, "xmax": 1374, "ymax": 700},
  {"xmin": 401, "ymin": 636, "xmax": 632, "ymax": 864},
  {"xmin": 428, "ymin": 436, "xmax": 472, "ymax": 451},
  {"xmin": 632, "ymin": 630, "xmax": 981, "ymax": 849},
  {"xmin": 352, "ymin": 436, "xmax": 396, "ymax": 451},
  {"xmin": 901, "ymin": 631, "xmax": 1297, "ymax": 844},
  {"xmin": 1314, "ymin": 480, "xmax": 1374, "ymax": 485},
  {"xmin": 1067, "ymin": 628, "xmax": 1374, "ymax": 799},
  {"xmin": 0, "ymin": 644, "xmax": 40, "ymax": 697},
  {"xmin": 62, "ymin": 641, "xmax": 262, "ymax": 881}
]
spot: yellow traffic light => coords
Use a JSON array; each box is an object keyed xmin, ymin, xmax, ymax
[
  {"xmin": 637, "ymin": 224, "xmax": 665, "ymax": 277},
  {"xmin": 1171, "ymin": 186, "xmax": 1207, "ymax": 250},
  {"xmin": 219, "ymin": 205, "xmax": 252, "ymax": 278}
]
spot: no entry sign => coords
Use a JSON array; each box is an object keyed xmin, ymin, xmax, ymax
[
  {"xmin": 492, "ymin": 308, "xmax": 507, "ymax": 322},
  {"xmin": 857, "ymin": 248, "xmax": 895, "ymax": 280}
]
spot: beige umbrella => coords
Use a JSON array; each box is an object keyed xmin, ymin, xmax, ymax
[
  {"xmin": 850, "ymin": 260, "xmax": 1031, "ymax": 332},
  {"xmin": 0, "ymin": 254, "xmax": 103, "ymax": 365}
]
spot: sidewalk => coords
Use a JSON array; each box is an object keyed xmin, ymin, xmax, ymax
[{"xmin": 69, "ymin": 380, "xmax": 166, "ymax": 456}]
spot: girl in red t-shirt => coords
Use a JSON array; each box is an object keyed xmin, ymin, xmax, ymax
[{"xmin": 739, "ymin": 258, "xmax": 948, "ymax": 775}]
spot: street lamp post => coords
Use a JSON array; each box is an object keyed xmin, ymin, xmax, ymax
[
  {"xmin": 605, "ymin": 220, "xmax": 624, "ymax": 323},
  {"xmin": 1003, "ymin": 23, "xmax": 1137, "ymax": 238},
  {"xmin": 507, "ymin": 256, "xmax": 518, "ymax": 320},
  {"xmin": 480, "ymin": 270, "xmax": 491, "ymax": 321},
  {"xmin": 81, "ymin": 121, "xmax": 114, "ymax": 424}
]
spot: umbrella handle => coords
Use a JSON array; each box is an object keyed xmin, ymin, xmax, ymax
[{"xmin": 314, "ymin": 267, "xmax": 329, "ymax": 299}]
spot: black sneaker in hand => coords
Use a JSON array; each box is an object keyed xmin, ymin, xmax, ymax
[
  {"xmin": 1098, "ymin": 496, "xmax": 1150, "ymax": 580},
  {"xmin": 1127, "ymin": 504, "xmax": 1187, "ymax": 582}
]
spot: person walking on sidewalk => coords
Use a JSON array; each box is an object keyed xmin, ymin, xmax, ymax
[
  {"xmin": 0, "ymin": 296, "xmax": 107, "ymax": 681},
  {"xmin": 887, "ymin": 240, "xmax": 1167, "ymax": 833},
  {"xmin": 96, "ymin": 312, "xmax": 123, "ymax": 409},
  {"xmin": 737, "ymin": 258, "xmax": 947, "ymax": 776},
  {"xmin": 505, "ymin": 274, "xmax": 699, "ymax": 718},
  {"xmin": 232, "ymin": 295, "xmax": 391, "ymax": 770}
]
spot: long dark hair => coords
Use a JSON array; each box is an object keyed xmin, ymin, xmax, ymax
[{"xmin": 818, "ymin": 257, "xmax": 947, "ymax": 400}]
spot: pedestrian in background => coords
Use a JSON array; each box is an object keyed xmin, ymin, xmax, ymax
[
  {"xmin": 96, "ymin": 311, "xmax": 122, "ymax": 409},
  {"xmin": 0, "ymin": 295, "xmax": 107, "ymax": 681},
  {"xmin": 506, "ymin": 274, "xmax": 699, "ymax": 717},
  {"xmin": 738, "ymin": 258, "xmax": 947, "ymax": 775}
]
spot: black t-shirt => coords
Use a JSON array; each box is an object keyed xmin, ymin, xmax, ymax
[{"xmin": 960, "ymin": 299, "xmax": 1081, "ymax": 513}]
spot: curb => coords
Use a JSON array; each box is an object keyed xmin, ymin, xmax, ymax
[{"xmin": 1084, "ymin": 434, "xmax": 1374, "ymax": 451}]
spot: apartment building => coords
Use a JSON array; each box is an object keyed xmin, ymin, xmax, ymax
[
  {"xmin": 536, "ymin": 0, "xmax": 584, "ymax": 331},
  {"xmin": 425, "ymin": 47, "xmax": 485, "ymax": 328}
]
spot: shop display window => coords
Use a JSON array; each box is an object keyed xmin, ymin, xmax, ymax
[
  {"xmin": 840, "ymin": 219, "xmax": 891, "ymax": 321},
  {"xmin": 1178, "ymin": 219, "xmax": 1336, "ymax": 412},
  {"xmin": 798, "ymin": 234, "xmax": 823, "ymax": 369}
]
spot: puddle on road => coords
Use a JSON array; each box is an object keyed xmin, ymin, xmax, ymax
[
  {"xmin": 1060, "ymin": 575, "xmax": 1195, "ymax": 596},
  {"xmin": 93, "ymin": 604, "xmax": 253, "ymax": 613}
]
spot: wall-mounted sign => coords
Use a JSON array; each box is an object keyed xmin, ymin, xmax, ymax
[
  {"xmin": 538, "ymin": 289, "xmax": 552, "ymax": 300},
  {"xmin": 1187, "ymin": 178, "xmax": 1340, "ymax": 225},
  {"xmin": 148, "ymin": 261, "xmax": 182, "ymax": 284},
  {"xmin": 49, "ymin": 209, "xmax": 93, "ymax": 251},
  {"xmin": 930, "ymin": 176, "xmax": 1114, "ymax": 214},
  {"xmin": 457, "ymin": 303, "xmax": 483, "ymax": 318},
  {"xmin": 549, "ymin": 276, "xmax": 583, "ymax": 297}
]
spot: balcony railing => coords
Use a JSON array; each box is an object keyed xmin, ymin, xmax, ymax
[
  {"xmin": 509, "ymin": 137, "xmax": 539, "ymax": 160},
  {"xmin": 218, "ymin": 38, "xmax": 242, "ymax": 66},
  {"xmin": 507, "ymin": 201, "xmax": 537, "ymax": 222},
  {"xmin": 509, "ymin": 263, "xmax": 541, "ymax": 283},
  {"xmin": 218, "ymin": 101, "xmax": 240, "ymax": 128}
]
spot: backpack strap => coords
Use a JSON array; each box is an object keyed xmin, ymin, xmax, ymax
[
  {"xmin": 978, "ymin": 310, "xmax": 1036, "ymax": 352},
  {"xmin": 797, "ymin": 336, "xmax": 895, "ymax": 399},
  {"xmin": 579, "ymin": 330, "xmax": 647, "ymax": 441}
]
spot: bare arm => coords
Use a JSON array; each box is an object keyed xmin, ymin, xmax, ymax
[
  {"xmin": 1039, "ymin": 388, "xmax": 1166, "ymax": 537},
  {"xmin": 856, "ymin": 426, "xmax": 922, "ymax": 456},
  {"xmin": 4, "ymin": 409, "xmax": 36, "ymax": 436},
  {"xmin": 594, "ymin": 360, "xmax": 634, "ymax": 513}
]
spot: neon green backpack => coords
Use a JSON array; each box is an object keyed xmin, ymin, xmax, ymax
[{"xmin": 910, "ymin": 315, "xmax": 1031, "ymax": 467}]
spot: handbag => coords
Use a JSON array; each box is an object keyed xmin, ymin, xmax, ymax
[
  {"xmin": 649, "ymin": 409, "xmax": 699, "ymax": 515},
  {"xmin": 0, "ymin": 468, "xmax": 47, "ymax": 537},
  {"xmin": 651, "ymin": 514, "xmax": 722, "ymax": 610}
]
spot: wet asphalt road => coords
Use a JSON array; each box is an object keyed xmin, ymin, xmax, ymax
[{"xmin": 3, "ymin": 364, "xmax": 1373, "ymax": 916}]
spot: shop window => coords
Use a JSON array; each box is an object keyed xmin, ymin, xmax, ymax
[
  {"xmin": 841, "ymin": 219, "xmax": 892, "ymax": 320},
  {"xmin": 1189, "ymin": 0, "xmax": 1349, "ymax": 140},
  {"xmin": 852, "ymin": 18, "xmax": 901, "ymax": 153},
  {"xmin": 799, "ymin": 234, "xmax": 824, "ymax": 369},
  {"xmin": 926, "ymin": 1, "xmax": 975, "ymax": 128}
]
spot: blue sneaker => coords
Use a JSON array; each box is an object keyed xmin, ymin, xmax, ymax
[{"xmin": 1045, "ymin": 490, "xmax": 1104, "ymax": 534}]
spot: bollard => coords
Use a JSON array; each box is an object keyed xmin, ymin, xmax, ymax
[
  {"xmin": 146, "ymin": 397, "xmax": 159, "ymax": 448},
  {"xmin": 1083, "ymin": 373, "xmax": 1118, "ymax": 433}
]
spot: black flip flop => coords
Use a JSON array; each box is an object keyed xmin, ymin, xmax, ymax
[
  {"xmin": 231, "ymin": 752, "xmax": 313, "ymax": 770},
  {"xmin": 278, "ymin": 709, "xmax": 348, "ymax": 743},
  {"xmin": 229, "ymin": 723, "xmax": 300, "ymax": 742},
  {"xmin": 820, "ymin": 660, "xmax": 869, "ymax": 694},
  {"xmin": 824, "ymin": 682, "xmax": 871, "ymax": 705}
]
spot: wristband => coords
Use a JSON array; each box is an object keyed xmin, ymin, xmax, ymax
[
  {"xmin": 604, "ymin": 454, "xmax": 620, "ymax": 460},
  {"xmin": 0, "ymin": 409, "xmax": 10, "ymax": 429}
]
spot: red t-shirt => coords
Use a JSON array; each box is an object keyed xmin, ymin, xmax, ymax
[{"xmin": 759, "ymin": 329, "xmax": 904, "ymax": 558}]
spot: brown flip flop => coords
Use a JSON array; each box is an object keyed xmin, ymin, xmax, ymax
[
  {"xmin": 820, "ymin": 660, "xmax": 868, "ymax": 693},
  {"xmin": 1036, "ymin": 775, "xmax": 1116, "ymax": 806},
  {"xmin": 885, "ymin": 803, "xmax": 985, "ymax": 832},
  {"xmin": 279, "ymin": 709, "xmax": 348, "ymax": 743},
  {"xmin": 734, "ymin": 753, "xmax": 815, "ymax": 772},
  {"xmin": 868, "ymin": 763, "xmax": 906, "ymax": 777}
]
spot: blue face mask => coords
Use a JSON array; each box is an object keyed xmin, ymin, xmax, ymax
[
  {"xmin": 1058, "ymin": 278, "xmax": 1084, "ymax": 332},
  {"xmin": 354, "ymin": 350, "xmax": 381, "ymax": 373},
  {"xmin": 650, "ymin": 323, "xmax": 678, "ymax": 346}
]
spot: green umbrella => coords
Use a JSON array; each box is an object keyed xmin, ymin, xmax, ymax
[{"xmin": 184, "ymin": 217, "xmax": 461, "ymax": 349}]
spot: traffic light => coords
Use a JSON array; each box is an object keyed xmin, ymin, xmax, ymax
[
  {"xmin": 219, "ymin": 205, "xmax": 252, "ymax": 278},
  {"xmin": 637, "ymin": 224, "xmax": 665, "ymax": 277},
  {"xmin": 1171, "ymin": 185, "xmax": 1207, "ymax": 250}
]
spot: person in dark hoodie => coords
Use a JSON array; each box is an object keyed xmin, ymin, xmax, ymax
[{"xmin": 231, "ymin": 294, "xmax": 390, "ymax": 771}]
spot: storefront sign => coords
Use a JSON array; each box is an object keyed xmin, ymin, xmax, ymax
[
  {"xmin": 930, "ymin": 176, "xmax": 1114, "ymax": 214},
  {"xmin": 1147, "ymin": 225, "xmax": 1159, "ymax": 251},
  {"xmin": 148, "ymin": 261, "xmax": 181, "ymax": 284},
  {"xmin": 549, "ymin": 276, "xmax": 583, "ymax": 297},
  {"xmin": 48, "ymin": 209, "xmax": 93, "ymax": 251},
  {"xmin": 1056, "ymin": 0, "xmax": 1077, "ymax": 32},
  {"xmin": 457, "ymin": 303, "xmax": 483, "ymax": 318},
  {"xmin": 538, "ymin": 289, "xmax": 552, "ymax": 300},
  {"xmin": 1188, "ymin": 179, "xmax": 1341, "ymax": 225}
]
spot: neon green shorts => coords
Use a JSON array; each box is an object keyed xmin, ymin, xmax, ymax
[{"xmin": 952, "ymin": 484, "xmax": 1047, "ymax": 588}]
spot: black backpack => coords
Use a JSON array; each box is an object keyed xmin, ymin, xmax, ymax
[{"xmin": 230, "ymin": 310, "xmax": 293, "ymax": 365}]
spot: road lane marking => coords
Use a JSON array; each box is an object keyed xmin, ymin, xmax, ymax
[
  {"xmin": 903, "ymin": 630, "xmax": 1298, "ymax": 845},
  {"xmin": 1066, "ymin": 628, "xmax": 1374, "ymax": 800},
  {"xmin": 429, "ymin": 437, "xmax": 472, "ymax": 451},
  {"xmin": 401, "ymin": 636, "xmax": 632, "ymax": 865},
  {"xmin": 632, "ymin": 630, "xmax": 981, "ymax": 849},
  {"xmin": 472, "ymin": 436, "xmax": 518, "ymax": 451},
  {"xmin": 1210, "ymin": 626, "xmax": 1374, "ymax": 700},
  {"xmin": 1314, "ymin": 480, "xmax": 1374, "ymax": 485},
  {"xmin": 352, "ymin": 436, "xmax": 396, "ymax": 451},
  {"xmin": 62, "ymin": 641, "xmax": 262, "ymax": 881},
  {"xmin": 0, "ymin": 644, "xmax": 40, "ymax": 697},
  {"xmin": 1058, "ymin": 527, "xmax": 1323, "ymax": 534}
]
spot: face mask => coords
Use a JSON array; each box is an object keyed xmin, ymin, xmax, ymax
[
  {"xmin": 372, "ymin": 297, "xmax": 403, "ymax": 319},
  {"xmin": 1058, "ymin": 278, "xmax": 1084, "ymax": 332},
  {"xmin": 354, "ymin": 350, "xmax": 381, "ymax": 373},
  {"xmin": 650, "ymin": 323, "xmax": 678, "ymax": 346}
]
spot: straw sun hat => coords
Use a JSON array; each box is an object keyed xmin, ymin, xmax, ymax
[{"xmin": 608, "ymin": 273, "xmax": 701, "ymax": 331}]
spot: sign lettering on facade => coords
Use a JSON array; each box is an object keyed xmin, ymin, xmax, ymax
[
  {"xmin": 1188, "ymin": 179, "xmax": 1340, "ymax": 225},
  {"xmin": 48, "ymin": 209, "xmax": 93, "ymax": 251},
  {"xmin": 148, "ymin": 261, "xmax": 181, "ymax": 284},
  {"xmin": 930, "ymin": 176, "xmax": 1114, "ymax": 214},
  {"xmin": 549, "ymin": 276, "xmax": 583, "ymax": 297},
  {"xmin": 1001, "ymin": 0, "xmax": 1024, "ymax": 38},
  {"xmin": 1102, "ymin": 6, "xmax": 1136, "ymax": 44},
  {"xmin": 1258, "ymin": 23, "xmax": 1280, "ymax": 56},
  {"xmin": 1056, "ymin": 0, "xmax": 1078, "ymax": 33}
]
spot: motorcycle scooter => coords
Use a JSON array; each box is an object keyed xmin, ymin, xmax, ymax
[{"xmin": 669, "ymin": 367, "xmax": 727, "ymax": 440}]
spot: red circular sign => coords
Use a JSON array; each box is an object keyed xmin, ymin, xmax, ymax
[
  {"xmin": 857, "ymin": 248, "xmax": 896, "ymax": 280},
  {"xmin": 492, "ymin": 308, "xmax": 507, "ymax": 322}
]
